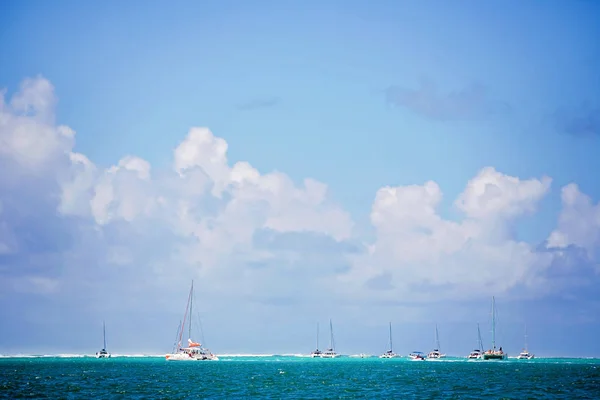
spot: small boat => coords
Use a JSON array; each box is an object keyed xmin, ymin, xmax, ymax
[
  {"xmin": 467, "ymin": 323, "xmax": 484, "ymax": 360},
  {"xmin": 165, "ymin": 280, "xmax": 218, "ymax": 361},
  {"xmin": 427, "ymin": 324, "xmax": 446, "ymax": 359},
  {"xmin": 310, "ymin": 323, "xmax": 322, "ymax": 358},
  {"xmin": 517, "ymin": 325, "xmax": 535, "ymax": 360},
  {"xmin": 319, "ymin": 319, "xmax": 341, "ymax": 358},
  {"xmin": 380, "ymin": 322, "xmax": 400, "ymax": 358},
  {"xmin": 409, "ymin": 351, "xmax": 426, "ymax": 361},
  {"xmin": 95, "ymin": 321, "xmax": 111, "ymax": 359},
  {"xmin": 482, "ymin": 296, "xmax": 507, "ymax": 361}
]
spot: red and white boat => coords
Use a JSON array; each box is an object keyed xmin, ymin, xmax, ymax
[{"xmin": 165, "ymin": 280, "xmax": 218, "ymax": 361}]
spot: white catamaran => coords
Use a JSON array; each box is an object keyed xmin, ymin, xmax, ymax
[
  {"xmin": 517, "ymin": 325, "xmax": 535, "ymax": 360},
  {"xmin": 95, "ymin": 320, "xmax": 111, "ymax": 358},
  {"xmin": 482, "ymin": 296, "xmax": 507, "ymax": 360},
  {"xmin": 165, "ymin": 280, "xmax": 218, "ymax": 361},
  {"xmin": 467, "ymin": 323, "xmax": 484, "ymax": 360},
  {"xmin": 380, "ymin": 322, "xmax": 400, "ymax": 358},
  {"xmin": 310, "ymin": 322, "xmax": 322, "ymax": 358},
  {"xmin": 427, "ymin": 324, "xmax": 446, "ymax": 359},
  {"xmin": 320, "ymin": 319, "xmax": 340, "ymax": 358}
]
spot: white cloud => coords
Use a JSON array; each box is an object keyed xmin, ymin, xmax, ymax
[
  {"xmin": 547, "ymin": 183, "xmax": 600, "ymax": 254},
  {"xmin": 455, "ymin": 167, "xmax": 552, "ymax": 220},
  {"xmin": 1, "ymin": 76, "xmax": 599, "ymax": 324},
  {"xmin": 0, "ymin": 77, "xmax": 73, "ymax": 172},
  {"xmin": 338, "ymin": 167, "xmax": 553, "ymax": 302}
]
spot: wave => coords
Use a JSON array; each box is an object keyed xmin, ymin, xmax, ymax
[{"xmin": 216, "ymin": 353, "xmax": 278, "ymax": 358}]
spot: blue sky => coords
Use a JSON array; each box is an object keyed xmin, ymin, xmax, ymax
[{"xmin": 1, "ymin": 0, "xmax": 600, "ymax": 357}]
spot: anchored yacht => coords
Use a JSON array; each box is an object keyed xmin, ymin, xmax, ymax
[
  {"xmin": 427, "ymin": 324, "xmax": 446, "ymax": 359},
  {"xmin": 380, "ymin": 322, "xmax": 401, "ymax": 358}
]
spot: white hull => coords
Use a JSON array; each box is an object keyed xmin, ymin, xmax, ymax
[
  {"xmin": 165, "ymin": 352, "xmax": 218, "ymax": 361},
  {"xmin": 517, "ymin": 353, "xmax": 534, "ymax": 360},
  {"xmin": 319, "ymin": 353, "xmax": 341, "ymax": 358},
  {"xmin": 427, "ymin": 351, "xmax": 446, "ymax": 359},
  {"xmin": 379, "ymin": 353, "xmax": 401, "ymax": 359},
  {"xmin": 96, "ymin": 353, "xmax": 111, "ymax": 359}
]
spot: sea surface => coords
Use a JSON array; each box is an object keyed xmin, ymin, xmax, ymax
[{"xmin": 1, "ymin": 355, "xmax": 599, "ymax": 399}]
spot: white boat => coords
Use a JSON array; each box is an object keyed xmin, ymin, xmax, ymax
[
  {"xmin": 380, "ymin": 322, "xmax": 400, "ymax": 358},
  {"xmin": 319, "ymin": 319, "xmax": 340, "ymax": 358},
  {"xmin": 310, "ymin": 323, "xmax": 322, "ymax": 358},
  {"xmin": 409, "ymin": 351, "xmax": 426, "ymax": 360},
  {"xmin": 95, "ymin": 321, "xmax": 111, "ymax": 359},
  {"xmin": 517, "ymin": 325, "xmax": 535, "ymax": 360},
  {"xmin": 467, "ymin": 323, "xmax": 484, "ymax": 360},
  {"xmin": 482, "ymin": 296, "xmax": 507, "ymax": 360},
  {"xmin": 165, "ymin": 280, "xmax": 218, "ymax": 361},
  {"xmin": 427, "ymin": 324, "xmax": 446, "ymax": 359}
]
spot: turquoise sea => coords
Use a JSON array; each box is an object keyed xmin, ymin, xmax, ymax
[{"xmin": 1, "ymin": 356, "xmax": 599, "ymax": 399}]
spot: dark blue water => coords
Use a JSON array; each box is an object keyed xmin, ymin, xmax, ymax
[{"xmin": 1, "ymin": 356, "xmax": 599, "ymax": 399}]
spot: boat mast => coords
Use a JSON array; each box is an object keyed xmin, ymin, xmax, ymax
[
  {"xmin": 477, "ymin": 323, "xmax": 483, "ymax": 351},
  {"xmin": 389, "ymin": 322, "xmax": 393, "ymax": 352},
  {"xmin": 329, "ymin": 319, "xmax": 334, "ymax": 351},
  {"xmin": 103, "ymin": 320, "xmax": 106, "ymax": 350},
  {"xmin": 524, "ymin": 324, "xmax": 528, "ymax": 351},
  {"xmin": 491, "ymin": 296, "xmax": 496, "ymax": 350},
  {"xmin": 189, "ymin": 281, "xmax": 193, "ymax": 342},
  {"xmin": 435, "ymin": 324, "xmax": 440, "ymax": 350},
  {"xmin": 177, "ymin": 280, "xmax": 194, "ymax": 349}
]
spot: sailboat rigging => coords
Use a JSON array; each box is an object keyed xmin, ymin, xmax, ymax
[
  {"xmin": 517, "ymin": 324, "xmax": 535, "ymax": 359},
  {"xmin": 310, "ymin": 323, "xmax": 322, "ymax": 357},
  {"xmin": 467, "ymin": 323, "xmax": 484, "ymax": 360},
  {"xmin": 483, "ymin": 296, "xmax": 507, "ymax": 360},
  {"xmin": 165, "ymin": 280, "xmax": 218, "ymax": 361},
  {"xmin": 320, "ymin": 319, "xmax": 340, "ymax": 358},
  {"xmin": 380, "ymin": 322, "xmax": 400, "ymax": 358},
  {"xmin": 95, "ymin": 321, "xmax": 111, "ymax": 358},
  {"xmin": 427, "ymin": 324, "xmax": 446, "ymax": 359}
]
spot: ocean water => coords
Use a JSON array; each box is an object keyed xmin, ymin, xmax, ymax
[{"xmin": 1, "ymin": 356, "xmax": 599, "ymax": 399}]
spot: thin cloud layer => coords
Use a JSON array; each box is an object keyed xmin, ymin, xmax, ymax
[
  {"xmin": 553, "ymin": 105, "xmax": 600, "ymax": 137},
  {"xmin": 1, "ymin": 77, "xmax": 600, "ymax": 351},
  {"xmin": 385, "ymin": 79, "xmax": 510, "ymax": 121},
  {"xmin": 236, "ymin": 97, "xmax": 282, "ymax": 111}
]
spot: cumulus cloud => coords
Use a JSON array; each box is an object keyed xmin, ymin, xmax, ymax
[
  {"xmin": 2, "ymin": 76, "xmax": 600, "ymax": 352},
  {"xmin": 547, "ymin": 183, "xmax": 600, "ymax": 255},
  {"xmin": 338, "ymin": 167, "xmax": 554, "ymax": 303},
  {"xmin": 1, "ymin": 76, "xmax": 354, "ymax": 307},
  {"xmin": 385, "ymin": 79, "xmax": 510, "ymax": 121}
]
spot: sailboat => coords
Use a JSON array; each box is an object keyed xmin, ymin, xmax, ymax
[
  {"xmin": 482, "ymin": 296, "xmax": 507, "ymax": 360},
  {"xmin": 320, "ymin": 319, "xmax": 340, "ymax": 358},
  {"xmin": 95, "ymin": 321, "xmax": 111, "ymax": 358},
  {"xmin": 427, "ymin": 324, "xmax": 446, "ymax": 359},
  {"xmin": 310, "ymin": 323, "xmax": 322, "ymax": 358},
  {"xmin": 467, "ymin": 323, "xmax": 484, "ymax": 360},
  {"xmin": 517, "ymin": 325, "xmax": 535, "ymax": 360},
  {"xmin": 165, "ymin": 280, "xmax": 218, "ymax": 361},
  {"xmin": 380, "ymin": 322, "xmax": 400, "ymax": 358}
]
